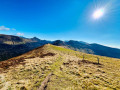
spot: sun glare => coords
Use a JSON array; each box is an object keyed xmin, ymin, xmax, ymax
[{"xmin": 93, "ymin": 8, "xmax": 104, "ymax": 19}]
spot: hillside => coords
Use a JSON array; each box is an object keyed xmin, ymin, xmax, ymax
[
  {"xmin": 53, "ymin": 40, "xmax": 120, "ymax": 58},
  {"xmin": 1, "ymin": 34, "xmax": 120, "ymax": 62},
  {"xmin": 0, "ymin": 44, "xmax": 120, "ymax": 90},
  {"xmin": 0, "ymin": 34, "xmax": 33, "ymax": 45},
  {"xmin": 0, "ymin": 34, "xmax": 51, "ymax": 61}
]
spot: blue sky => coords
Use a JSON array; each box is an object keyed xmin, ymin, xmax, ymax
[{"xmin": 0, "ymin": 0, "xmax": 120, "ymax": 48}]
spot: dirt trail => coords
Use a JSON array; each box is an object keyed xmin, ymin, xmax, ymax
[
  {"xmin": 37, "ymin": 56, "xmax": 64, "ymax": 90},
  {"xmin": 37, "ymin": 73, "xmax": 52, "ymax": 90}
]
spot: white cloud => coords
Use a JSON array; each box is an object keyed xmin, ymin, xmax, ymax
[
  {"xmin": 16, "ymin": 33, "xmax": 24, "ymax": 36},
  {"xmin": 0, "ymin": 26, "xmax": 10, "ymax": 31}
]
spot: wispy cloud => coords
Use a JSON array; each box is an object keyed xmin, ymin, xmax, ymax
[
  {"xmin": 0, "ymin": 26, "xmax": 24, "ymax": 36},
  {"xmin": 0, "ymin": 26, "xmax": 10, "ymax": 31},
  {"xmin": 16, "ymin": 32, "xmax": 24, "ymax": 36}
]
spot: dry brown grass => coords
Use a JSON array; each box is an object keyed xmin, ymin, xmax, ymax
[{"xmin": 0, "ymin": 44, "xmax": 120, "ymax": 90}]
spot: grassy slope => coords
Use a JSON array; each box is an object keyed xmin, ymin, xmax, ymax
[{"xmin": 0, "ymin": 44, "xmax": 120, "ymax": 90}]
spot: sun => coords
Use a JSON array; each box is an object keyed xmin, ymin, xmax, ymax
[{"xmin": 93, "ymin": 8, "xmax": 104, "ymax": 19}]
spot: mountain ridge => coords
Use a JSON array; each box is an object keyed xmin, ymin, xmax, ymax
[
  {"xmin": 0, "ymin": 44, "xmax": 120, "ymax": 90},
  {"xmin": 53, "ymin": 40, "xmax": 120, "ymax": 58},
  {"xmin": 0, "ymin": 34, "xmax": 120, "ymax": 61},
  {"xmin": 0, "ymin": 34, "xmax": 51, "ymax": 61}
]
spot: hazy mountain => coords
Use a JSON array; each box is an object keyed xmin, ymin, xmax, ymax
[
  {"xmin": 53, "ymin": 40, "xmax": 120, "ymax": 58},
  {"xmin": 0, "ymin": 44, "xmax": 119, "ymax": 90}
]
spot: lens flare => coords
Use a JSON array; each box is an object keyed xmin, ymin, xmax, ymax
[{"xmin": 93, "ymin": 8, "xmax": 104, "ymax": 19}]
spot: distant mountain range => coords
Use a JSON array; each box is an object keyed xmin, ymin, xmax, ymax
[
  {"xmin": 0, "ymin": 34, "xmax": 120, "ymax": 61},
  {"xmin": 0, "ymin": 34, "xmax": 51, "ymax": 61},
  {"xmin": 53, "ymin": 40, "xmax": 120, "ymax": 58}
]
